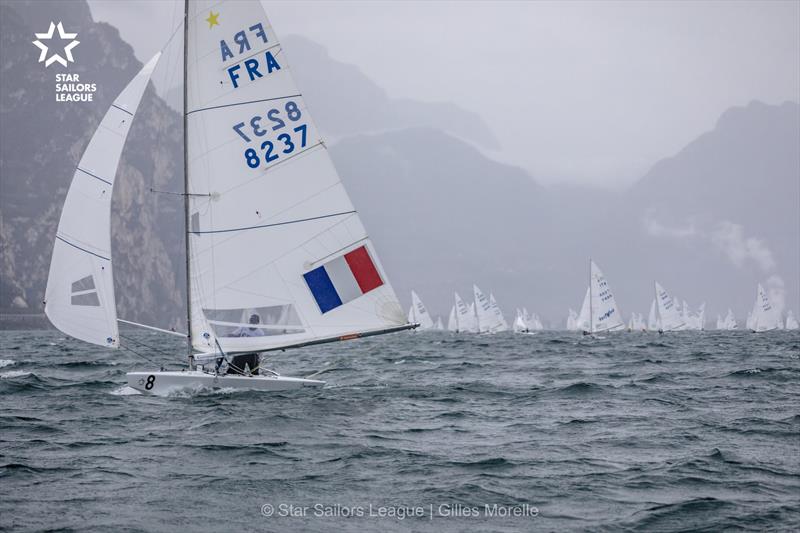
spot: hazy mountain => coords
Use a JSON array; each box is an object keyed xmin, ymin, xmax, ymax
[{"xmin": 0, "ymin": 0, "xmax": 797, "ymax": 331}]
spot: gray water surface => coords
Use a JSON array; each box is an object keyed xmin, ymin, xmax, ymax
[{"xmin": 1, "ymin": 329, "xmax": 798, "ymax": 532}]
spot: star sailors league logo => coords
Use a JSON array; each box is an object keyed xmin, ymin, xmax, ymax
[{"xmin": 32, "ymin": 22, "xmax": 80, "ymax": 68}]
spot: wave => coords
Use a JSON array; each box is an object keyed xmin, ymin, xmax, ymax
[
  {"xmin": 0, "ymin": 370, "xmax": 31, "ymax": 379},
  {"xmin": 0, "ymin": 359, "xmax": 15, "ymax": 368}
]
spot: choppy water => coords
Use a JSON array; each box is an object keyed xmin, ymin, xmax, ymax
[{"xmin": 1, "ymin": 329, "xmax": 799, "ymax": 532}]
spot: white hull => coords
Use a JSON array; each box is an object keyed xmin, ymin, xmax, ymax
[{"xmin": 126, "ymin": 370, "xmax": 325, "ymax": 395}]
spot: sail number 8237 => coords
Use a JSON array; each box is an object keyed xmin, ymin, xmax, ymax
[{"xmin": 232, "ymin": 101, "xmax": 308, "ymax": 170}]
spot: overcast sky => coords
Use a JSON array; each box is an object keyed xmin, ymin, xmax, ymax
[{"xmin": 87, "ymin": 0, "xmax": 800, "ymax": 188}]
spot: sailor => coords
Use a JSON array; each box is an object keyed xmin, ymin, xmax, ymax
[{"xmin": 227, "ymin": 313, "xmax": 264, "ymax": 375}]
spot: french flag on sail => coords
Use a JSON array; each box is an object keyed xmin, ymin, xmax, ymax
[{"xmin": 303, "ymin": 245, "xmax": 384, "ymax": 314}]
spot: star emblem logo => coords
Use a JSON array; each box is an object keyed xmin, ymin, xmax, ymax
[
  {"xmin": 32, "ymin": 21, "xmax": 80, "ymax": 68},
  {"xmin": 206, "ymin": 11, "xmax": 220, "ymax": 29}
]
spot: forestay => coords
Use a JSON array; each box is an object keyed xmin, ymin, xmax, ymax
[
  {"xmin": 45, "ymin": 54, "xmax": 161, "ymax": 348},
  {"xmin": 185, "ymin": 1, "xmax": 406, "ymax": 353}
]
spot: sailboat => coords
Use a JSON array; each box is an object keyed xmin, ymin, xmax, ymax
[
  {"xmin": 434, "ymin": 316, "xmax": 444, "ymax": 330},
  {"xmin": 786, "ymin": 310, "xmax": 799, "ymax": 330},
  {"xmin": 654, "ymin": 282, "xmax": 685, "ymax": 332},
  {"xmin": 751, "ymin": 283, "xmax": 780, "ymax": 332},
  {"xmin": 566, "ymin": 308, "xmax": 578, "ymax": 331},
  {"xmin": 513, "ymin": 309, "xmax": 530, "ymax": 333},
  {"xmin": 407, "ymin": 290, "xmax": 435, "ymax": 330},
  {"xmin": 45, "ymin": 1, "xmax": 412, "ymax": 394},
  {"xmin": 723, "ymin": 308, "xmax": 737, "ymax": 330},
  {"xmin": 582, "ymin": 260, "xmax": 624, "ymax": 334},
  {"xmin": 447, "ymin": 305, "xmax": 457, "ymax": 331}
]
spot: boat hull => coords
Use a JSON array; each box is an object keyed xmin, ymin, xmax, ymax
[{"xmin": 126, "ymin": 371, "xmax": 325, "ymax": 395}]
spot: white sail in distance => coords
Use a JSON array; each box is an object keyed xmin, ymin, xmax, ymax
[
  {"xmin": 786, "ymin": 310, "xmax": 799, "ymax": 330},
  {"xmin": 566, "ymin": 308, "xmax": 578, "ymax": 331},
  {"xmin": 576, "ymin": 287, "xmax": 591, "ymax": 332},
  {"xmin": 185, "ymin": 2, "xmax": 407, "ymax": 354},
  {"xmin": 45, "ymin": 54, "xmax": 161, "ymax": 348},
  {"xmin": 589, "ymin": 261, "xmax": 624, "ymax": 333},
  {"xmin": 654, "ymin": 282, "xmax": 685, "ymax": 332},
  {"xmin": 752, "ymin": 283, "xmax": 780, "ymax": 332},
  {"xmin": 473, "ymin": 284, "xmax": 495, "ymax": 333},
  {"xmin": 447, "ymin": 305, "xmax": 457, "ymax": 331},
  {"xmin": 489, "ymin": 293, "xmax": 509, "ymax": 332},
  {"xmin": 408, "ymin": 290, "xmax": 434, "ymax": 329},
  {"xmin": 647, "ymin": 300, "xmax": 659, "ymax": 331}
]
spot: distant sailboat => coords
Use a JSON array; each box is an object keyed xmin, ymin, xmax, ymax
[
  {"xmin": 723, "ymin": 309, "xmax": 737, "ymax": 330},
  {"xmin": 786, "ymin": 310, "xmax": 799, "ymax": 330},
  {"xmin": 513, "ymin": 309, "xmax": 531, "ymax": 334},
  {"xmin": 407, "ymin": 290, "xmax": 434, "ymax": 330},
  {"xmin": 751, "ymin": 283, "xmax": 780, "ymax": 332},
  {"xmin": 585, "ymin": 260, "xmax": 624, "ymax": 334},
  {"xmin": 654, "ymin": 282, "xmax": 686, "ymax": 332},
  {"xmin": 434, "ymin": 316, "xmax": 444, "ymax": 330},
  {"xmin": 566, "ymin": 308, "xmax": 578, "ymax": 331}
]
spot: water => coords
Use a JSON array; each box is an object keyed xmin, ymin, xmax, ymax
[{"xmin": 1, "ymin": 329, "xmax": 798, "ymax": 532}]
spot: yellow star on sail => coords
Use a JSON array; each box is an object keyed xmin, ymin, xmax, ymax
[{"xmin": 206, "ymin": 11, "xmax": 220, "ymax": 28}]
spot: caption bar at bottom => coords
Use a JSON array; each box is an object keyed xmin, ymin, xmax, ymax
[{"xmin": 261, "ymin": 503, "xmax": 539, "ymax": 520}]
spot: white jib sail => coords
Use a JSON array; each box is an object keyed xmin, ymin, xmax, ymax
[
  {"xmin": 647, "ymin": 299, "xmax": 659, "ymax": 331},
  {"xmin": 654, "ymin": 281, "xmax": 685, "ymax": 331},
  {"xmin": 589, "ymin": 261, "xmax": 624, "ymax": 333},
  {"xmin": 576, "ymin": 287, "xmax": 591, "ymax": 332},
  {"xmin": 410, "ymin": 290, "xmax": 434, "ymax": 329},
  {"xmin": 753, "ymin": 283, "xmax": 779, "ymax": 332},
  {"xmin": 447, "ymin": 305, "xmax": 457, "ymax": 331},
  {"xmin": 185, "ymin": 2, "xmax": 406, "ymax": 353},
  {"xmin": 44, "ymin": 54, "xmax": 161, "ymax": 348}
]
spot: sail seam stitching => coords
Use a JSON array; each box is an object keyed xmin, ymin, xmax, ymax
[
  {"xmin": 56, "ymin": 235, "xmax": 111, "ymax": 261},
  {"xmin": 187, "ymin": 94, "xmax": 302, "ymax": 115}
]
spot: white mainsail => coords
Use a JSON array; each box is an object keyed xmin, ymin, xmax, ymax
[
  {"xmin": 454, "ymin": 292, "xmax": 474, "ymax": 332},
  {"xmin": 786, "ymin": 310, "xmax": 799, "ymax": 330},
  {"xmin": 466, "ymin": 302, "xmax": 479, "ymax": 333},
  {"xmin": 682, "ymin": 300, "xmax": 692, "ymax": 329},
  {"xmin": 408, "ymin": 290, "xmax": 434, "ymax": 329},
  {"xmin": 654, "ymin": 282, "xmax": 685, "ymax": 331},
  {"xmin": 752, "ymin": 283, "xmax": 780, "ymax": 332},
  {"xmin": 185, "ymin": 2, "xmax": 407, "ymax": 354},
  {"xmin": 473, "ymin": 284, "xmax": 496, "ymax": 333},
  {"xmin": 434, "ymin": 316, "xmax": 444, "ymax": 330},
  {"xmin": 45, "ymin": 54, "xmax": 161, "ymax": 348},
  {"xmin": 589, "ymin": 260, "xmax": 624, "ymax": 333},
  {"xmin": 489, "ymin": 293, "xmax": 509, "ymax": 332}
]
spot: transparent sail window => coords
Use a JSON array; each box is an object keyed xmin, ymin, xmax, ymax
[{"xmin": 204, "ymin": 305, "xmax": 305, "ymax": 338}]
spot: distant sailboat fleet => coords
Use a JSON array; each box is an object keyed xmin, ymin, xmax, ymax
[{"xmin": 408, "ymin": 261, "xmax": 797, "ymax": 334}]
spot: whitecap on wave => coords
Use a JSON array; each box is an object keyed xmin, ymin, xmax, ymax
[
  {"xmin": 0, "ymin": 359, "xmax": 15, "ymax": 368},
  {"xmin": 1, "ymin": 370, "xmax": 30, "ymax": 379}
]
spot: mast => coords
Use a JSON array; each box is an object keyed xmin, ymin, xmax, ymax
[{"xmin": 182, "ymin": 0, "xmax": 193, "ymax": 367}]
